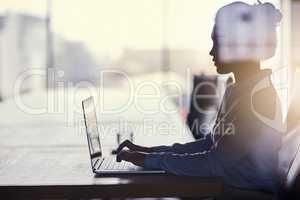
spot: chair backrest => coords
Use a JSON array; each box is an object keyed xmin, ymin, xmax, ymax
[
  {"xmin": 186, "ymin": 74, "xmax": 232, "ymax": 139},
  {"xmin": 279, "ymin": 126, "xmax": 300, "ymax": 189},
  {"xmin": 286, "ymin": 71, "xmax": 300, "ymax": 131},
  {"xmin": 279, "ymin": 72, "xmax": 300, "ymax": 191},
  {"xmin": 187, "ymin": 74, "xmax": 218, "ymax": 139}
]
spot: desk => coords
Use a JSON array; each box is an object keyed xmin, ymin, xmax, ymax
[{"xmin": 0, "ymin": 88, "xmax": 223, "ymax": 199}]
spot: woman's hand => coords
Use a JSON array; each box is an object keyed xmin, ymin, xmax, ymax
[
  {"xmin": 116, "ymin": 150, "xmax": 147, "ymax": 167},
  {"xmin": 116, "ymin": 140, "xmax": 152, "ymax": 154},
  {"xmin": 116, "ymin": 140, "xmax": 136, "ymax": 153}
]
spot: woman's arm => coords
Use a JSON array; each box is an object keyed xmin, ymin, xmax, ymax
[
  {"xmin": 116, "ymin": 149, "xmax": 218, "ymax": 177},
  {"xmin": 116, "ymin": 135, "xmax": 213, "ymax": 154},
  {"xmin": 150, "ymin": 136, "xmax": 213, "ymax": 153},
  {"xmin": 143, "ymin": 150, "xmax": 218, "ymax": 176}
]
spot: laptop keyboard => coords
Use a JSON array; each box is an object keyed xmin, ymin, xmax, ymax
[{"xmin": 98, "ymin": 156, "xmax": 138, "ymax": 171}]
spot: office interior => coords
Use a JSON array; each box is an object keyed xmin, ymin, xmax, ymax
[{"xmin": 1, "ymin": 0, "xmax": 300, "ymax": 199}]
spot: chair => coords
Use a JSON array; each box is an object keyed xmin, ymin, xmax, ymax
[
  {"xmin": 186, "ymin": 74, "xmax": 232, "ymax": 139},
  {"xmin": 277, "ymin": 125, "xmax": 300, "ymax": 199},
  {"xmin": 277, "ymin": 76, "xmax": 300, "ymax": 199}
]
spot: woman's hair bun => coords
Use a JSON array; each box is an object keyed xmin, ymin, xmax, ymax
[{"xmin": 254, "ymin": 1, "xmax": 282, "ymax": 25}]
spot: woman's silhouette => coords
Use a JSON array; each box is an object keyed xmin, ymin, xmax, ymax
[{"xmin": 117, "ymin": 1, "xmax": 283, "ymax": 193}]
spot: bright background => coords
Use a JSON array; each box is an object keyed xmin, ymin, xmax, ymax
[{"xmin": 0, "ymin": 0, "xmax": 296, "ymax": 117}]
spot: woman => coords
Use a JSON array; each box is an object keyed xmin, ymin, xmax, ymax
[{"xmin": 116, "ymin": 1, "xmax": 283, "ymax": 192}]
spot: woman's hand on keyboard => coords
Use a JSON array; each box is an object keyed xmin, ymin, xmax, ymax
[
  {"xmin": 116, "ymin": 140, "xmax": 152, "ymax": 154},
  {"xmin": 116, "ymin": 150, "xmax": 147, "ymax": 167}
]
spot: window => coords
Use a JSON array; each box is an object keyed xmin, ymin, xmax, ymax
[{"xmin": 0, "ymin": 0, "xmax": 287, "ymax": 115}]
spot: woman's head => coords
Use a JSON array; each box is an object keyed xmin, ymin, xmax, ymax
[{"xmin": 210, "ymin": 1, "xmax": 282, "ymax": 74}]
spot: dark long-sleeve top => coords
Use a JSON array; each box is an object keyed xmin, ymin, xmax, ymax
[{"xmin": 143, "ymin": 69, "xmax": 283, "ymax": 192}]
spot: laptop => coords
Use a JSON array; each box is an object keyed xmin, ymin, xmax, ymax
[{"xmin": 82, "ymin": 96, "xmax": 165, "ymax": 174}]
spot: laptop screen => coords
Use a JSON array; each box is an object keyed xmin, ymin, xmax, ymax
[{"xmin": 82, "ymin": 97, "xmax": 102, "ymax": 168}]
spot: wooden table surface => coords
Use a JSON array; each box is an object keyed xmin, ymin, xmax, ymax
[{"xmin": 0, "ymin": 88, "xmax": 223, "ymax": 199}]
